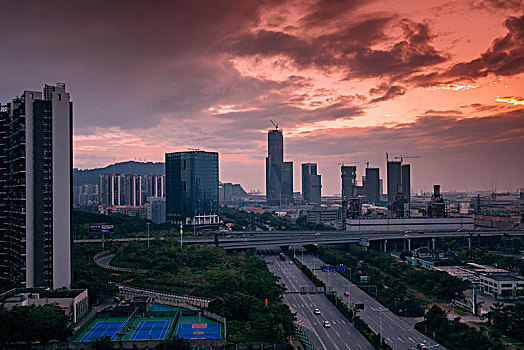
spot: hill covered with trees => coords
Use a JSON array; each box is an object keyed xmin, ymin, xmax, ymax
[{"xmin": 74, "ymin": 161, "xmax": 164, "ymax": 185}]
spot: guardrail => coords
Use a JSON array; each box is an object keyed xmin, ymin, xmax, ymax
[
  {"xmin": 294, "ymin": 323, "xmax": 318, "ymax": 350},
  {"xmin": 93, "ymin": 251, "xmax": 149, "ymax": 273}
]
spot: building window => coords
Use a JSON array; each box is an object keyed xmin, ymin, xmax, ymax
[{"xmin": 183, "ymin": 182, "xmax": 186, "ymax": 191}]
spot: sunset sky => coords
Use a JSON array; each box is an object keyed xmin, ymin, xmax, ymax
[{"xmin": 1, "ymin": 0, "xmax": 523, "ymax": 195}]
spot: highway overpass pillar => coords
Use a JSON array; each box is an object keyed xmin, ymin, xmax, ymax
[
  {"xmin": 468, "ymin": 237, "xmax": 472, "ymax": 250},
  {"xmin": 432, "ymin": 238, "xmax": 435, "ymax": 250},
  {"xmin": 384, "ymin": 239, "xmax": 387, "ymax": 252},
  {"xmin": 408, "ymin": 238, "xmax": 411, "ymax": 251}
]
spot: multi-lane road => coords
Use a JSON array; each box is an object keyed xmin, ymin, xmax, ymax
[
  {"xmin": 298, "ymin": 254, "xmax": 442, "ymax": 350},
  {"xmin": 261, "ymin": 248, "xmax": 374, "ymax": 350}
]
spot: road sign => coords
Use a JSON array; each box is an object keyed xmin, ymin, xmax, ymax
[
  {"xmin": 360, "ymin": 276, "xmax": 369, "ymax": 284},
  {"xmin": 321, "ymin": 265, "xmax": 348, "ymax": 272}
]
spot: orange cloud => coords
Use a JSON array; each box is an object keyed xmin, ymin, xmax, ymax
[
  {"xmin": 495, "ymin": 96, "xmax": 524, "ymax": 106},
  {"xmin": 429, "ymin": 83, "xmax": 477, "ymax": 91}
]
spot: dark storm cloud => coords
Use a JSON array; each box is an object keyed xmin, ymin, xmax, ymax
[
  {"xmin": 284, "ymin": 109, "xmax": 524, "ymax": 193},
  {"xmin": 445, "ymin": 15, "xmax": 524, "ymax": 78},
  {"xmin": 475, "ymin": 0, "xmax": 524, "ymax": 11},
  {"xmin": 228, "ymin": 16, "xmax": 447, "ymax": 79},
  {"xmin": 299, "ymin": 0, "xmax": 374, "ymax": 28},
  {"xmin": 0, "ymin": 0, "xmax": 290, "ymax": 130},
  {"xmin": 409, "ymin": 14, "xmax": 524, "ymax": 86}
]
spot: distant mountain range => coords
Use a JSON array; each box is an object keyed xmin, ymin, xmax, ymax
[{"xmin": 73, "ymin": 161, "xmax": 164, "ymax": 186}]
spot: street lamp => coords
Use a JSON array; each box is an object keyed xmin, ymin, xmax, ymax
[{"xmin": 370, "ymin": 307, "xmax": 387, "ymax": 349}]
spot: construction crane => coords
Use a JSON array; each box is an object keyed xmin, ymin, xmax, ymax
[
  {"xmin": 270, "ymin": 120, "xmax": 279, "ymax": 130},
  {"xmin": 338, "ymin": 161, "xmax": 365, "ymax": 167},
  {"xmin": 394, "ymin": 155, "xmax": 421, "ymax": 162},
  {"xmin": 188, "ymin": 148, "xmax": 200, "ymax": 155}
]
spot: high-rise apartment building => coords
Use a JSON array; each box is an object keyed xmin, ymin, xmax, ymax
[
  {"xmin": 99, "ymin": 173, "xmax": 124, "ymax": 206},
  {"xmin": 100, "ymin": 173, "xmax": 143, "ymax": 207},
  {"xmin": 145, "ymin": 174, "xmax": 165, "ymax": 199},
  {"xmin": 74, "ymin": 184, "xmax": 99, "ymax": 206},
  {"xmin": 165, "ymin": 151, "xmax": 219, "ymax": 225},
  {"xmin": 125, "ymin": 174, "xmax": 142, "ymax": 207},
  {"xmin": 365, "ymin": 167, "xmax": 380, "ymax": 204},
  {"xmin": 302, "ymin": 163, "xmax": 321, "ymax": 205},
  {"xmin": 266, "ymin": 127, "xmax": 293, "ymax": 206},
  {"xmin": 0, "ymin": 84, "xmax": 72, "ymax": 289}
]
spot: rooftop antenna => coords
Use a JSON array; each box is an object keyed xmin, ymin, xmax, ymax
[{"xmin": 270, "ymin": 119, "xmax": 279, "ymax": 130}]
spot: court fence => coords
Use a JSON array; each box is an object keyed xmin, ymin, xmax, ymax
[{"xmin": 116, "ymin": 283, "xmax": 211, "ymax": 309}]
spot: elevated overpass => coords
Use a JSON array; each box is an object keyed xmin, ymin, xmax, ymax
[{"xmin": 74, "ymin": 229, "xmax": 524, "ymax": 251}]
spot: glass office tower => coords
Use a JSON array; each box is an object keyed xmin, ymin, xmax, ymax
[{"xmin": 165, "ymin": 151, "xmax": 219, "ymax": 225}]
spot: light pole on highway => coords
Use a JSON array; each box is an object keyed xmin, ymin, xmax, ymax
[
  {"xmin": 146, "ymin": 223, "xmax": 150, "ymax": 248},
  {"xmin": 371, "ymin": 307, "xmax": 387, "ymax": 349},
  {"xmin": 180, "ymin": 223, "xmax": 183, "ymax": 248}
]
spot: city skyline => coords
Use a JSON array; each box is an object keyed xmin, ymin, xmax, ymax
[{"xmin": 1, "ymin": 1, "xmax": 524, "ymax": 195}]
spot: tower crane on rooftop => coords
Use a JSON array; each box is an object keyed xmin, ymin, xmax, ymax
[
  {"xmin": 338, "ymin": 161, "xmax": 368, "ymax": 167},
  {"xmin": 270, "ymin": 120, "xmax": 279, "ymax": 130},
  {"xmin": 394, "ymin": 155, "xmax": 421, "ymax": 162}
]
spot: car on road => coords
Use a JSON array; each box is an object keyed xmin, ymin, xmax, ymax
[
  {"xmin": 344, "ymin": 291, "xmax": 350, "ymax": 296},
  {"xmin": 289, "ymin": 260, "xmax": 293, "ymax": 264},
  {"xmin": 323, "ymin": 321, "xmax": 331, "ymax": 328},
  {"xmin": 314, "ymin": 308, "xmax": 321, "ymax": 315},
  {"xmin": 417, "ymin": 343, "xmax": 429, "ymax": 350}
]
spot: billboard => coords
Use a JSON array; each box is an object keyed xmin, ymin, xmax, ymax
[{"xmin": 89, "ymin": 223, "xmax": 114, "ymax": 233}]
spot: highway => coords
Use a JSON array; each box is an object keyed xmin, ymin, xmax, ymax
[
  {"xmin": 298, "ymin": 254, "xmax": 443, "ymax": 350},
  {"xmin": 260, "ymin": 248, "xmax": 373, "ymax": 350},
  {"xmin": 74, "ymin": 229, "xmax": 524, "ymax": 250}
]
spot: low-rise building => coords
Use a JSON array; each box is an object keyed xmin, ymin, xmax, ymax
[
  {"xmin": 479, "ymin": 274, "xmax": 524, "ymax": 300},
  {"xmin": 306, "ymin": 208, "xmax": 339, "ymax": 226},
  {"xmin": 98, "ymin": 204, "xmax": 148, "ymax": 219},
  {"xmin": 0, "ymin": 288, "xmax": 88, "ymax": 323},
  {"xmin": 406, "ymin": 257, "xmax": 437, "ymax": 270},
  {"xmin": 147, "ymin": 197, "xmax": 166, "ymax": 224}
]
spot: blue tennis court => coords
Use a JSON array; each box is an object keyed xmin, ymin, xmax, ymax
[
  {"xmin": 130, "ymin": 320, "xmax": 171, "ymax": 340},
  {"xmin": 81, "ymin": 321, "xmax": 126, "ymax": 341},
  {"xmin": 176, "ymin": 322, "xmax": 221, "ymax": 339}
]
